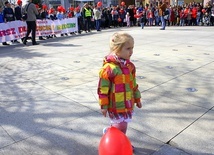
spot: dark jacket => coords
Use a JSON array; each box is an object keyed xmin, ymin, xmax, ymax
[
  {"xmin": 40, "ymin": 11, "xmax": 48, "ymax": 19},
  {"xmin": 3, "ymin": 7, "xmax": 15, "ymax": 21},
  {"xmin": 15, "ymin": 6, "xmax": 22, "ymax": 20},
  {"xmin": 0, "ymin": 11, "xmax": 4, "ymax": 23},
  {"xmin": 140, "ymin": 13, "xmax": 146, "ymax": 23}
]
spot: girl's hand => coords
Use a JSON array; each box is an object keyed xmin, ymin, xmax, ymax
[
  {"xmin": 136, "ymin": 102, "xmax": 142, "ymax": 108},
  {"xmin": 101, "ymin": 109, "xmax": 108, "ymax": 117}
]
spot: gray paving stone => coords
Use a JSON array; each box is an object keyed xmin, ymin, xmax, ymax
[
  {"xmin": 170, "ymin": 110, "xmax": 214, "ymax": 155},
  {"xmin": 151, "ymin": 144, "xmax": 190, "ymax": 155},
  {"xmin": 0, "ymin": 94, "xmax": 94, "ymax": 142},
  {"xmin": 0, "ymin": 126, "xmax": 15, "ymax": 148},
  {"xmin": 143, "ymin": 66, "xmax": 214, "ymax": 109},
  {"xmin": 131, "ymin": 95, "xmax": 208, "ymax": 143}
]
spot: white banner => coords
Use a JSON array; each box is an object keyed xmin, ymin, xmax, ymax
[{"xmin": 0, "ymin": 18, "xmax": 78, "ymax": 43}]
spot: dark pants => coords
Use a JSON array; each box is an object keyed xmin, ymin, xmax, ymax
[
  {"xmin": 84, "ymin": 17, "xmax": 91, "ymax": 31},
  {"xmin": 24, "ymin": 21, "xmax": 37, "ymax": 44}
]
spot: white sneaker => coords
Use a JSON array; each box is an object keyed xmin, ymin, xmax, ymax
[{"xmin": 102, "ymin": 127, "xmax": 109, "ymax": 134}]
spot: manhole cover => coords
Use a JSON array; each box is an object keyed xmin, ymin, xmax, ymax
[
  {"xmin": 166, "ymin": 66, "xmax": 173, "ymax": 69},
  {"xmin": 172, "ymin": 49, "xmax": 178, "ymax": 51},
  {"xmin": 73, "ymin": 61, "xmax": 80, "ymax": 63},
  {"xmin": 132, "ymin": 60, "xmax": 138, "ymax": 62},
  {"xmin": 61, "ymin": 77, "xmax": 69, "ymax": 80},
  {"xmin": 154, "ymin": 54, "xmax": 160, "ymax": 56},
  {"xmin": 137, "ymin": 76, "xmax": 145, "ymax": 79},
  {"xmin": 204, "ymin": 53, "xmax": 210, "ymax": 55},
  {"xmin": 187, "ymin": 59, "xmax": 194, "ymax": 61},
  {"xmin": 186, "ymin": 88, "xmax": 198, "ymax": 92}
]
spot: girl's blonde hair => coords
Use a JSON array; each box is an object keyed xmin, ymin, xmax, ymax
[{"xmin": 109, "ymin": 32, "xmax": 134, "ymax": 54}]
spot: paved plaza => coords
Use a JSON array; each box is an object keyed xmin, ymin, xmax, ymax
[{"xmin": 0, "ymin": 26, "xmax": 213, "ymax": 155}]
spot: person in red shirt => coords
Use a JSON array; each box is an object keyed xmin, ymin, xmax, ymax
[
  {"xmin": 191, "ymin": 6, "xmax": 197, "ymax": 25},
  {"xmin": 169, "ymin": 7, "xmax": 175, "ymax": 26}
]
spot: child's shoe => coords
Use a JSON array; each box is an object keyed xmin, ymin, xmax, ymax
[{"xmin": 102, "ymin": 127, "xmax": 109, "ymax": 134}]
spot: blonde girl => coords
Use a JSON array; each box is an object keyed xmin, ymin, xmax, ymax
[{"xmin": 97, "ymin": 32, "xmax": 142, "ymax": 149}]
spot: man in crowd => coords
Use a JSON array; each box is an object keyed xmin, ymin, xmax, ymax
[
  {"xmin": 22, "ymin": 0, "xmax": 39, "ymax": 45},
  {"xmin": 15, "ymin": 0, "xmax": 26, "ymax": 42},
  {"xmin": 3, "ymin": 1, "xmax": 20, "ymax": 43},
  {"xmin": 15, "ymin": 0, "xmax": 22, "ymax": 20},
  {"xmin": 82, "ymin": 3, "xmax": 92, "ymax": 33},
  {"xmin": 93, "ymin": 5, "xmax": 102, "ymax": 31}
]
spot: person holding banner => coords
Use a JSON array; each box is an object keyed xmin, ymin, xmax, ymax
[
  {"xmin": 15, "ymin": 0, "xmax": 22, "ymax": 20},
  {"xmin": 22, "ymin": 0, "xmax": 39, "ymax": 45},
  {"xmin": 15, "ymin": 0, "xmax": 26, "ymax": 43},
  {"xmin": 0, "ymin": 5, "xmax": 10, "ymax": 45},
  {"xmin": 4, "ymin": 1, "xmax": 20, "ymax": 44},
  {"xmin": 74, "ymin": 7, "xmax": 83, "ymax": 34}
]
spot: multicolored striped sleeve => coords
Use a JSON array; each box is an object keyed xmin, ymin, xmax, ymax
[
  {"xmin": 97, "ymin": 65, "xmax": 113, "ymax": 109},
  {"xmin": 132, "ymin": 65, "xmax": 141, "ymax": 103},
  {"xmin": 133, "ymin": 83, "xmax": 141, "ymax": 103}
]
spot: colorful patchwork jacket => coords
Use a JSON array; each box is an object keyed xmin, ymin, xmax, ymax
[{"xmin": 97, "ymin": 54, "xmax": 141, "ymax": 114}]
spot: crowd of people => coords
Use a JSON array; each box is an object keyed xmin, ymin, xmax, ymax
[{"xmin": 0, "ymin": 0, "xmax": 214, "ymax": 46}]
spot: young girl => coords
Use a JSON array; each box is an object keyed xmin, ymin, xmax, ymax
[{"xmin": 97, "ymin": 32, "xmax": 142, "ymax": 148}]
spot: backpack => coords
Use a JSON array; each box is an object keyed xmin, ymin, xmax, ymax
[{"xmin": 22, "ymin": 3, "xmax": 31, "ymax": 20}]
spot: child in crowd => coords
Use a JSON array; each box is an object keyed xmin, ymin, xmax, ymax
[
  {"xmin": 0, "ymin": 5, "xmax": 10, "ymax": 45},
  {"xmin": 97, "ymin": 32, "xmax": 142, "ymax": 150},
  {"xmin": 126, "ymin": 12, "xmax": 130, "ymax": 27},
  {"xmin": 140, "ymin": 11, "xmax": 146, "ymax": 29}
]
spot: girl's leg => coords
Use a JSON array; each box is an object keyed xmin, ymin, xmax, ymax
[{"xmin": 111, "ymin": 121, "xmax": 128, "ymax": 134}]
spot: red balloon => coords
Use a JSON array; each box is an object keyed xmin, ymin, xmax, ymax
[
  {"xmin": 97, "ymin": 1, "xmax": 102, "ymax": 7},
  {"xmin": 75, "ymin": 6, "xmax": 80, "ymax": 11},
  {"xmin": 35, "ymin": 4, "xmax": 39, "ymax": 9},
  {"xmin": 42, "ymin": 5, "xmax": 47, "ymax": 9},
  {"xmin": 57, "ymin": 6, "xmax": 63, "ymax": 12},
  {"xmin": 62, "ymin": 8, "xmax": 66, "ymax": 13},
  {"xmin": 48, "ymin": 8, "xmax": 54, "ymax": 14},
  {"xmin": 17, "ymin": 0, "xmax": 22, "ymax": 5},
  {"xmin": 134, "ymin": 14, "xmax": 141, "ymax": 18},
  {"xmin": 98, "ymin": 127, "xmax": 133, "ymax": 155},
  {"xmin": 202, "ymin": 9, "xmax": 206, "ymax": 13},
  {"xmin": 69, "ymin": 7, "xmax": 74, "ymax": 11},
  {"xmin": 121, "ymin": 1, "xmax": 125, "ymax": 6}
]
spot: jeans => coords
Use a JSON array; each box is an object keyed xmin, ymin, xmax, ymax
[
  {"xmin": 196, "ymin": 17, "xmax": 200, "ymax": 26},
  {"xmin": 180, "ymin": 19, "xmax": 184, "ymax": 26},
  {"xmin": 160, "ymin": 16, "xmax": 166, "ymax": 29},
  {"xmin": 141, "ymin": 22, "xmax": 144, "ymax": 29},
  {"xmin": 155, "ymin": 17, "xmax": 159, "ymax": 25},
  {"xmin": 96, "ymin": 19, "xmax": 101, "ymax": 30},
  {"xmin": 149, "ymin": 18, "xmax": 154, "ymax": 26}
]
